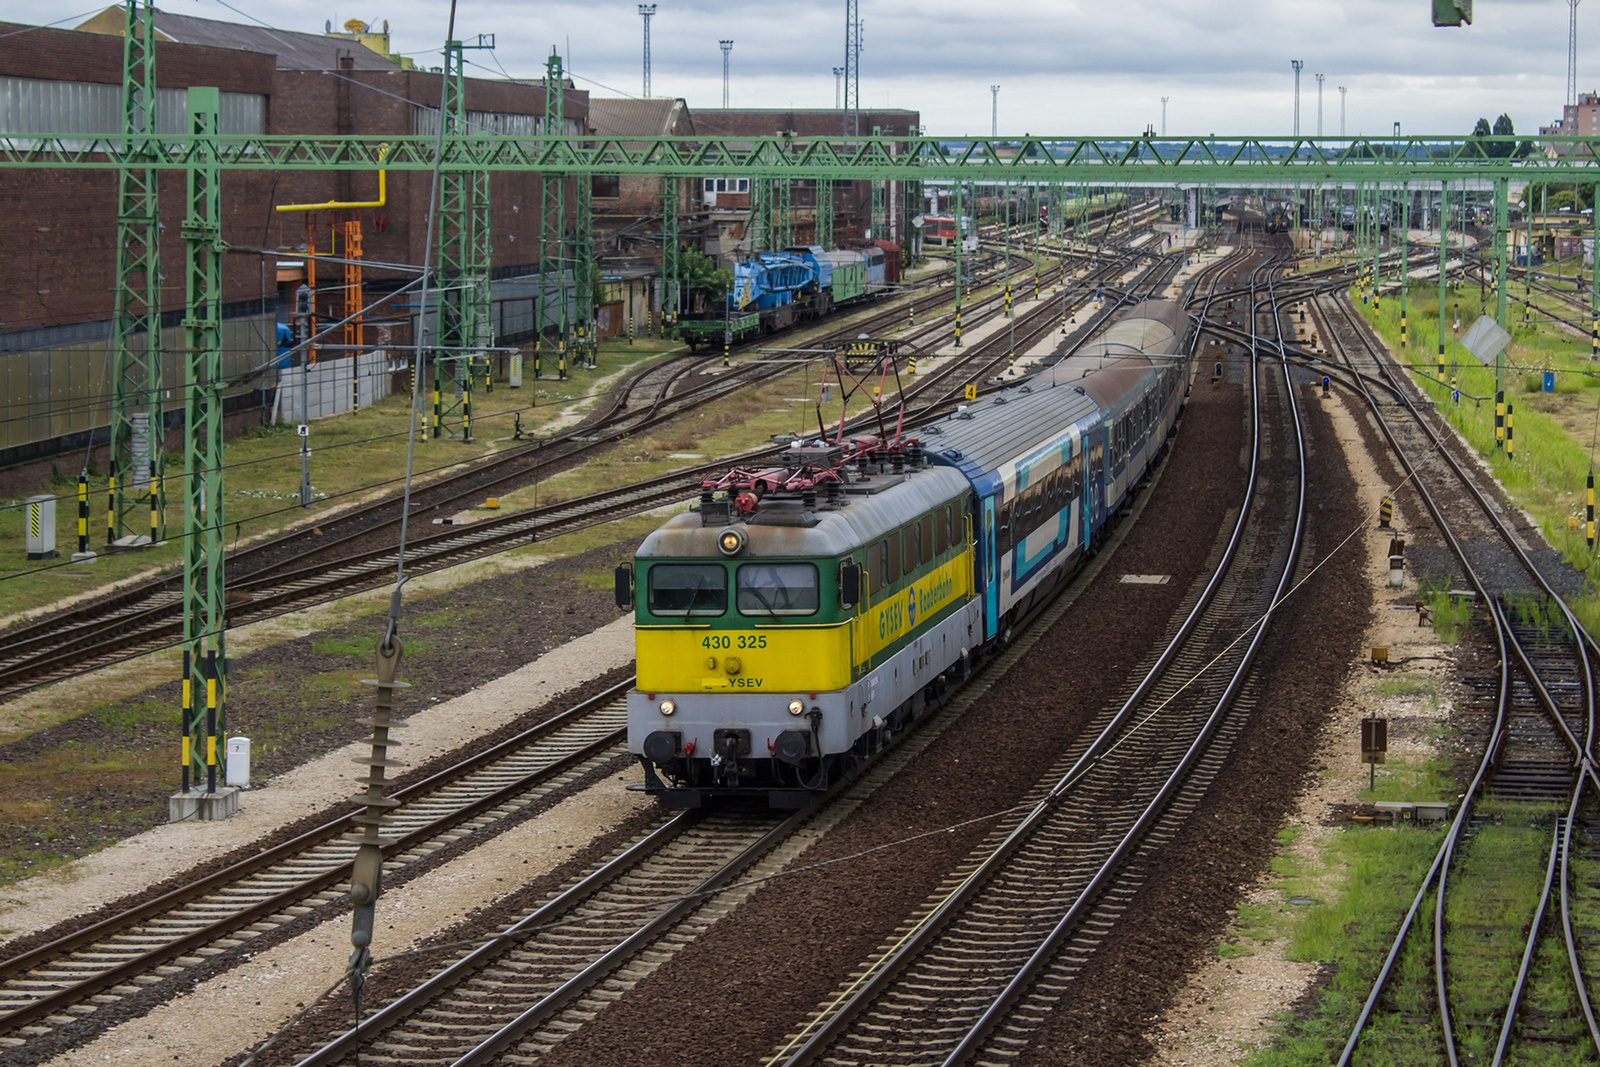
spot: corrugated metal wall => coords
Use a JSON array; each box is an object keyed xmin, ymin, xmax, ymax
[
  {"xmin": 0, "ymin": 314, "xmax": 275, "ymax": 451},
  {"xmin": 0, "ymin": 76, "xmax": 265, "ymax": 142},
  {"xmin": 412, "ymin": 107, "xmax": 578, "ymax": 139}
]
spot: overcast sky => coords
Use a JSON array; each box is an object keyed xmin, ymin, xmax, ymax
[{"xmin": 16, "ymin": 0, "xmax": 1593, "ymax": 137}]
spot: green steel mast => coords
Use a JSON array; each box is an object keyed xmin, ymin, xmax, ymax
[
  {"xmin": 109, "ymin": 0, "xmax": 165, "ymax": 547},
  {"xmin": 540, "ymin": 49, "xmax": 566, "ymax": 377},
  {"xmin": 662, "ymin": 175, "xmax": 680, "ymax": 334},
  {"xmin": 181, "ymin": 86, "xmax": 226, "ymax": 788}
]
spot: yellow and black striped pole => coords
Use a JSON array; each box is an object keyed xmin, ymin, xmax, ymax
[
  {"xmin": 955, "ymin": 306, "xmax": 963, "ymax": 347},
  {"xmin": 205, "ymin": 651, "xmax": 219, "ymax": 794},
  {"xmin": 558, "ymin": 340, "xmax": 567, "ymax": 380},
  {"xmin": 1588, "ymin": 471, "xmax": 1596, "ymax": 549},
  {"xmin": 148, "ymin": 459, "xmax": 159, "ymax": 543},
  {"xmin": 463, "ymin": 376, "xmax": 472, "ymax": 442},
  {"xmin": 908, "ymin": 356, "xmax": 917, "ymax": 376},
  {"xmin": 1592, "ymin": 314, "xmax": 1598, "ymax": 362},
  {"xmin": 1506, "ymin": 402, "xmax": 1515, "ymax": 459},
  {"xmin": 432, "ymin": 382, "xmax": 441, "ymax": 439},
  {"xmin": 1495, "ymin": 390, "xmax": 1505, "ymax": 446},
  {"xmin": 76, "ymin": 476, "xmax": 89, "ymax": 559},
  {"xmin": 106, "ymin": 474, "xmax": 115, "ymax": 546},
  {"xmin": 1400, "ymin": 310, "xmax": 1408, "ymax": 349},
  {"xmin": 180, "ymin": 650, "xmax": 192, "ymax": 795},
  {"xmin": 1378, "ymin": 495, "xmax": 1393, "ymax": 529}
]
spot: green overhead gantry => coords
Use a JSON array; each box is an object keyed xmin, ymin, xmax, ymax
[{"xmin": 17, "ymin": 132, "xmax": 1600, "ymax": 180}]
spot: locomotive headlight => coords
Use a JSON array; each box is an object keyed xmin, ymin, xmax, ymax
[
  {"xmin": 659, "ymin": 699, "xmax": 677, "ymax": 716},
  {"xmin": 717, "ymin": 527, "xmax": 747, "ymax": 556},
  {"xmin": 787, "ymin": 699, "xmax": 805, "ymax": 716}
]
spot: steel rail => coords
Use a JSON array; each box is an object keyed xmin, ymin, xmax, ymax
[
  {"xmin": 771, "ymin": 243, "xmax": 1293, "ymax": 1066},
  {"xmin": 1316, "ymin": 292, "xmax": 1600, "ymax": 1064},
  {"xmin": 0, "ymin": 679, "xmax": 636, "ymax": 1037},
  {"xmin": 939, "ymin": 251, "xmax": 1310, "ymax": 1065}
]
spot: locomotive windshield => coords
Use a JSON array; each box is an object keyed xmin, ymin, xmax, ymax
[
  {"xmin": 736, "ymin": 563, "xmax": 819, "ymax": 617},
  {"xmin": 647, "ymin": 563, "xmax": 727, "ymax": 616}
]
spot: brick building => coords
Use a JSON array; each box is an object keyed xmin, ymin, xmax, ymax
[
  {"xmin": 586, "ymin": 97, "xmax": 696, "ymax": 268},
  {"xmin": 1540, "ymin": 92, "xmax": 1600, "ymax": 156},
  {"xmin": 691, "ymin": 107, "xmax": 920, "ymax": 253},
  {"xmin": 0, "ymin": 14, "xmax": 586, "ymax": 461}
]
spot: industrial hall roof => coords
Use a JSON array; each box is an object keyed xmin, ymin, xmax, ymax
[
  {"xmin": 692, "ymin": 108, "xmax": 920, "ymax": 138},
  {"xmin": 75, "ymin": 6, "xmax": 401, "ymax": 71},
  {"xmin": 587, "ymin": 98, "xmax": 694, "ymax": 139}
]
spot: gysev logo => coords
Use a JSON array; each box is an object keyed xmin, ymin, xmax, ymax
[{"xmin": 877, "ymin": 568, "xmax": 956, "ymax": 642}]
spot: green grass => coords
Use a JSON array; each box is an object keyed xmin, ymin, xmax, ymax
[
  {"xmin": 1418, "ymin": 579, "xmax": 1477, "ymax": 645},
  {"xmin": 0, "ymin": 337, "xmax": 686, "ymax": 621},
  {"xmin": 1352, "ymin": 286, "xmax": 1600, "ymax": 636},
  {"xmin": 1372, "ymin": 675, "xmax": 1438, "ymax": 703}
]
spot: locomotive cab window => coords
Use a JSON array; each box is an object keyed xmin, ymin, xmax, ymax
[
  {"xmin": 737, "ymin": 563, "xmax": 819, "ymax": 616},
  {"xmin": 647, "ymin": 563, "xmax": 727, "ymax": 616}
]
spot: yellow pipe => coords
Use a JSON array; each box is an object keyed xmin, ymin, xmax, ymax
[{"xmin": 275, "ymin": 145, "xmax": 388, "ymax": 212}]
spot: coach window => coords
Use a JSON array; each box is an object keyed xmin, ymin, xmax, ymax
[
  {"xmin": 647, "ymin": 563, "xmax": 727, "ymax": 616},
  {"xmin": 737, "ymin": 563, "xmax": 819, "ymax": 616}
]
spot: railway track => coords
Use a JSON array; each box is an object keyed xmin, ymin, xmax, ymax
[
  {"xmin": 0, "ymin": 229, "xmax": 1184, "ymax": 1063},
  {"xmin": 0, "ymin": 681, "xmax": 635, "ymax": 1055},
  {"xmin": 275, "ymin": 280, "xmax": 1216, "ymax": 1066},
  {"xmin": 1312, "ymin": 292, "xmax": 1600, "ymax": 1066},
  {"xmin": 0, "ymin": 246, "xmax": 1052, "ymax": 692},
  {"xmin": 759, "ymin": 242, "xmax": 1309, "ymax": 1066},
  {"xmin": 0, "ymin": 233, "xmax": 1157, "ymax": 703}
]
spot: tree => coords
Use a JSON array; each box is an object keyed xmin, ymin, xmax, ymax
[{"xmin": 677, "ymin": 245, "xmax": 732, "ymax": 304}]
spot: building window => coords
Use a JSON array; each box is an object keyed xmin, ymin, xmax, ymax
[
  {"xmin": 704, "ymin": 179, "xmax": 715, "ymax": 192},
  {"xmin": 592, "ymin": 175, "xmax": 621, "ymax": 198},
  {"xmin": 738, "ymin": 179, "xmax": 750, "ymax": 192}
]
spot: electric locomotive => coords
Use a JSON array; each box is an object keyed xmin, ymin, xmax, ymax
[{"xmin": 619, "ymin": 301, "xmax": 1191, "ymax": 808}]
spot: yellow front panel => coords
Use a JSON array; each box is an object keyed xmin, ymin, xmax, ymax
[{"xmin": 637, "ymin": 624, "xmax": 854, "ymax": 693}]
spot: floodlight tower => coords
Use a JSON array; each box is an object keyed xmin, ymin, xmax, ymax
[
  {"xmin": 1161, "ymin": 96, "xmax": 1169, "ymax": 136},
  {"xmin": 1291, "ymin": 59, "xmax": 1303, "ymax": 136},
  {"xmin": 720, "ymin": 39, "xmax": 732, "ymax": 108},
  {"xmin": 991, "ymin": 85, "xmax": 999, "ymax": 137},
  {"xmin": 1339, "ymin": 85, "xmax": 1347, "ymax": 136},
  {"xmin": 844, "ymin": 0, "xmax": 861, "ymax": 136},
  {"xmin": 1315, "ymin": 73, "xmax": 1325, "ymax": 136},
  {"xmin": 639, "ymin": 4, "xmax": 656, "ymax": 97},
  {"xmin": 833, "ymin": 66, "xmax": 844, "ymax": 109},
  {"xmin": 1570, "ymin": 0, "xmax": 1582, "ymax": 107}
]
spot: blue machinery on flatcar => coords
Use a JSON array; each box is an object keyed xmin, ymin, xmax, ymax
[{"xmin": 622, "ymin": 300, "xmax": 1193, "ymax": 808}]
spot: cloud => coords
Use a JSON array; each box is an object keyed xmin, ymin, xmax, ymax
[{"xmin": 14, "ymin": 0, "xmax": 1586, "ymax": 136}]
